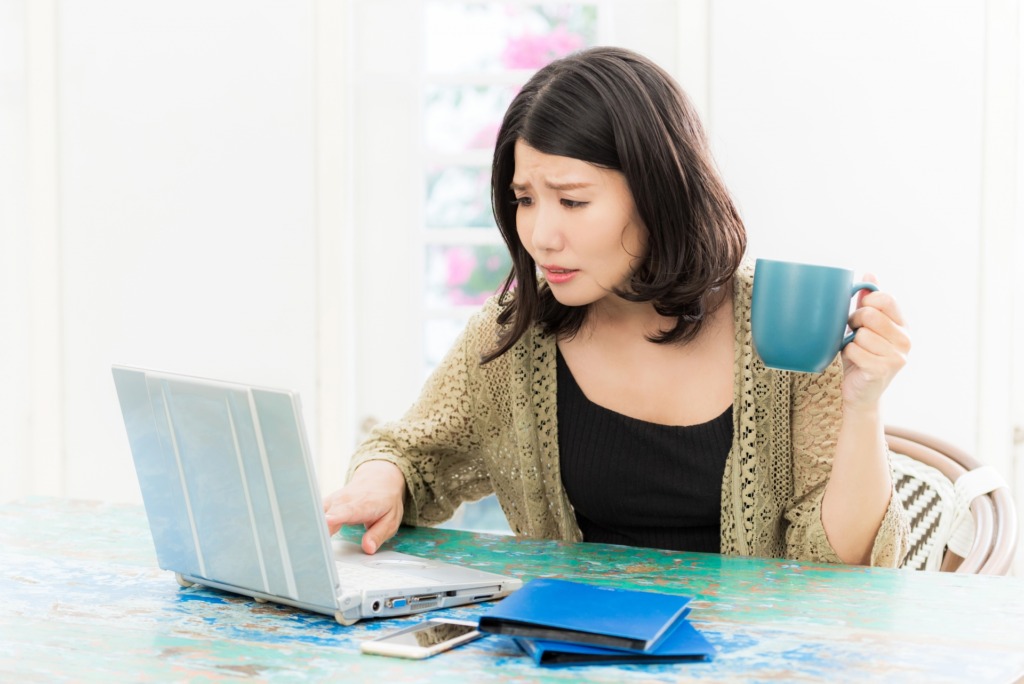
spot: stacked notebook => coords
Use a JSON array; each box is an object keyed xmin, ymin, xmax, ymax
[{"xmin": 477, "ymin": 578, "xmax": 715, "ymax": 667}]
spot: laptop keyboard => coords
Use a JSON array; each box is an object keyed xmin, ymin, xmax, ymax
[{"xmin": 335, "ymin": 561, "xmax": 424, "ymax": 590}]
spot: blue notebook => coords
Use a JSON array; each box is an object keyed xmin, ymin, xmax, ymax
[
  {"xmin": 477, "ymin": 578, "xmax": 692, "ymax": 652},
  {"xmin": 514, "ymin": 615, "xmax": 715, "ymax": 667}
]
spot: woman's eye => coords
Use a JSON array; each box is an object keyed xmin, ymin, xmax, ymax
[
  {"xmin": 561, "ymin": 199, "xmax": 588, "ymax": 209},
  {"xmin": 512, "ymin": 197, "xmax": 532, "ymax": 207}
]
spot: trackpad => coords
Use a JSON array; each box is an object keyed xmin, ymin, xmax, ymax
[
  {"xmin": 367, "ymin": 559, "xmax": 429, "ymax": 570},
  {"xmin": 332, "ymin": 541, "xmax": 446, "ymax": 581}
]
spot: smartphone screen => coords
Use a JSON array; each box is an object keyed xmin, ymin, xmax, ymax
[{"xmin": 360, "ymin": 619, "xmax": 483, "ymax": 659}]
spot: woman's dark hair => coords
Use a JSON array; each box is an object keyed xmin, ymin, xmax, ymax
[{"xmin": 482, "ymin": 46, "xmax": 746, "ymax": 363}]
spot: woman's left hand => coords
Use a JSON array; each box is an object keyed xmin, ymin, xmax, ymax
[{"xmin": 841, "ymin": 274, "xmax": 911, "ymax": 411}]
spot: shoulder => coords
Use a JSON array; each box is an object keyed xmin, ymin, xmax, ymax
[
  {"xmin": 730, "ymin": 258, "xmax": 754, "ymax": 325},
  {"xmin": 451, "ymin": 293, "xmax": 503, "ymax": 333},
  {"xmin": 461, "ymin": 292, "xmax": 542, "ymax": 363},
  {"xmin": 734, "ymin": 258, "xmax": 754, "ymax": 298},
  {"xmin": 465, "ymin": 293, "xmax": 509, "ymax": 339}
]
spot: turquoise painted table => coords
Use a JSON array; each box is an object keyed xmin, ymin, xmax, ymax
[{"xmin": 1, "ymin": 498, "xmax": 1023, "ymax": 682}]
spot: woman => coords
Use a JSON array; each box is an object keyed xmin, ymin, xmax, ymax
[{"xmin": 323, "ymin": 47, "xmax": 911, "ymax": 566}]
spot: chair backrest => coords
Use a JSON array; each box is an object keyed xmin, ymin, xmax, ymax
[{"xmin": 886, "ymin": 426, "xmax": 1018, "ymax": 575}]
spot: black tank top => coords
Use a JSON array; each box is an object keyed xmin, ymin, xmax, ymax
[{"xmin": 556, "ymin": 349, "xmax": 732, "ymax": 553}]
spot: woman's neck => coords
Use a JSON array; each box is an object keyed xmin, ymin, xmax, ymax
[{"xmin": 576, "ymin": 285, "xmax": 731, "ymax": 345}]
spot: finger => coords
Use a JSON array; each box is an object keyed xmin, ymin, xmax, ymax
[
  {"xmin": 848, "ymin": 307, "xmax": 911, "ymax": 353},
  {"xmin": 856, "ymin": 289, "xmax": 906, "ymax": 328},
  {"xmin": 846, "ymin": 326, "xmax": 908, "ymax": 365},
  {"xmin": 857, "ymin": 272, "xmax": 879, "ymax": 309},
  {"xmin": 325, "ymin": 499, "xmax": 390, "ymax": 528},
  {"xmin": 324, "ymin": 500, "xmax": 359, "ymax": 536},
  {"xmin": 324, "ymin": 504, "xmax": 350, "ymax": 537},
  {"xmin": 842, "ymin": 335, "xmax": 891, "ymax": 376},
  {"xmin": 848, "ymin": 306, "xmax": 898, "ymax": 341},
  {"xmin": 843, "ymin": 329, "xmax": 908, "ymax": 380},
  {"xmin": 361, "ymin": 512, "xmax": 401, "ymax": 555}
]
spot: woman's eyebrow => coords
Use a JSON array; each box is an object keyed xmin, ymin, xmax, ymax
[
  {"xmin": 546, "ymin": 181, "xmax": 593, "ymax": 191},
  {"xmin": 509, "ymin": 181, "xmax": 593, "ymax": 191}
]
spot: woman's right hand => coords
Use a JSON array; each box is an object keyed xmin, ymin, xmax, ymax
[{"xmin": 322, "ymin": 460, "xmax": 407, "ymax": 554}]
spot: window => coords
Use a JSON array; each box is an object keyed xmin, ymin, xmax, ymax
[
  {"xmin": 421, "ymin": 2, "xmax": 602, "ymax": 531},
  {"xmin": 420, "ymin": 2, "xmax": 602, "ymax": 379}
]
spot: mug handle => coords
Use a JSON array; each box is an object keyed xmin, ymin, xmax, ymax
[{"xmin": 841, "ymin": 282, "xmax": 880, "ymax": 348}]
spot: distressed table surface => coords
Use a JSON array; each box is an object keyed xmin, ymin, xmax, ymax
[{"xmin": 1, "ymin": 498, "xmax": 1022, "ymax": 683}]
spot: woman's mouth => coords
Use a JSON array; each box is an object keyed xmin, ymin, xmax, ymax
[{"xmin": 541, "ymin": 265, "xmax": 579, "ymax": 284}]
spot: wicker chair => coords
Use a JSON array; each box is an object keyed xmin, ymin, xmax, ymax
[{"xmin": 887, "ymin": 426, "xmax": 1018, "ymax": 575}]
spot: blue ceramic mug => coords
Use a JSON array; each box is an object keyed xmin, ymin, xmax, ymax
[{"xmin": 751, "ymin": 259, "xmax": 878, "ymax": 373}]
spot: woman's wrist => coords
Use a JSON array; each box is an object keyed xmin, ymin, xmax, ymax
[
  {"xmin": 841, "ymin": 401, "xmax": 882, "ymax": 427},
  {"xmin": 352, "ymin": 459, "xmax": 407, "ymax": 495}
]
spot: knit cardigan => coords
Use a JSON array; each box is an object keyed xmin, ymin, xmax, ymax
[{"xmin": 349, "ymin": 262, "xmax": 911, "ymax": 566}]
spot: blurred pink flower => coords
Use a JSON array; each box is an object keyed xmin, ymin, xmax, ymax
[
  {"xmin": 469, "ymin": 122, "xmax": 501, "ymax": 149},
  {"xmin": 446, "ymin": 247, "xmax": 476, "ymax": 287},
  {"xmin": 502, "ymin": 25, "xmax": 584, "ymax": 69},
  {"xmin": 450, "ymin": 291, "xmax": 490, "ymax": 306}
]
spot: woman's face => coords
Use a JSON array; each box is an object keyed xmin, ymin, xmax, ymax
[{"xmin": 512, "ymin": 140, "xmax": 647, "ymax": 309}]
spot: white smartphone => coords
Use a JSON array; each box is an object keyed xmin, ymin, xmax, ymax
[{"xmin": 359, "ymin": 618, "xmax": 484, "ymax": 660}]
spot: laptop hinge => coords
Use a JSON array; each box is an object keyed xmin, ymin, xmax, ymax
[{"xmin": 337, "ymin": 588, "xmax": 361, "ymax": 610}]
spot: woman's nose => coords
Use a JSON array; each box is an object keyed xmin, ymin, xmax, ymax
[{"xmin": 528, "ymin": 204, "xmax": 563, "ymax": 253}]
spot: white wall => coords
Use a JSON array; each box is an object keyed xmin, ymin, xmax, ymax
[
  {"xmin": 707, "ymin": 0, "xmax": 1021, "ymax": 571},
  {"xmin": 709, "ymin": 1, "xmax": 988, "ymax": 451},
  {"xmin": 0, "ymin": 0, "xmax": 30, "ymax": 501},
  {"xmin": 2, "ymin": 1, "xmax": 321, "ymax": 503}
]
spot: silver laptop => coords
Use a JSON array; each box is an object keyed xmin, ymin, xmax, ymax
[{"xmin": 112, "ymin": 365, "xmax": 522, "ymax": 626}]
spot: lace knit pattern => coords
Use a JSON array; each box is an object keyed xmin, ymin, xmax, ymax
[{"xmin": 349, "ymin": 262, "xmax": 911, "ymax": 566}]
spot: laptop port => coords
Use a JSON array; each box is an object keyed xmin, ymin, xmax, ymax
[
  {"xmin": 409, "ymin": 593, "xmax": 440, "ymax": 604},
  {"xmin": 371, "ymin": 600, "xmax": 381, "ymax": 612},
  {"xmin": 386, "ymin": 597, "xmax": 407, "ymax": 609}
]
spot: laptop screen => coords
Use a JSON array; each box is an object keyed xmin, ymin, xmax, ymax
[{"xmin": 113, "ymin": 366, "xmax": 339, "ymax": 608}]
